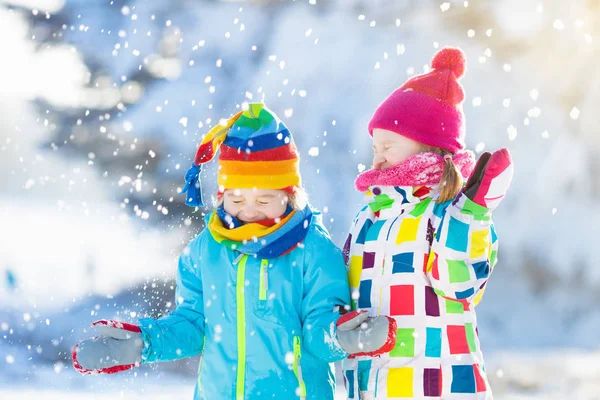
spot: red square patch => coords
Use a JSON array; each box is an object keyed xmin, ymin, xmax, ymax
[
  {"xmin": 390, "ymin": 285, "xmax": 415, "ymax": 316},
  {"xmin": 431, "ymin": 253, "xmax": 439, "ymax": 280},
  {"xmin": 447, "ymin": 325, "xmax": 470, "ymax": 355},
  {"xmin": 474, "ymin": 364, "xmax": 487, "ymax": 392}
]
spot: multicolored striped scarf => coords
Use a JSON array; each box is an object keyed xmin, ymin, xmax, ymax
[{"xmin": 207, "ymin": 205, "xmax": 313, "ymax": 259}]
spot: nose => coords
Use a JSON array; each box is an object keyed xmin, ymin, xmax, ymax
[
  {"xmin": 241, "ymin": 206, "xmax": 258, "ymax": 219},
  {"xmin": 373, "ymin": 154, "xmax": 386, "ymax": 170}
]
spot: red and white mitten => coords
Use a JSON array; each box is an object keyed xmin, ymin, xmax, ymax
[
  {"xmin": 336, "ymin": 310, "xmax": 397, "ymax": 357},
  {"xmin": 463, "ymin": 148, "xmax": 514, "ymax": 211},
  {"xmin": 72, "ymin": 320, "xmax": 143, "ymax": 375}
]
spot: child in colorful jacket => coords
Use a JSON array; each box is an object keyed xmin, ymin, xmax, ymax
[
  {"xmin": 342, "ymin": 48, "xmax": 514, "ymax": 400},
  {"xmin": 72, "ymin": 103, "xmax": 397, "ymax": 400}
]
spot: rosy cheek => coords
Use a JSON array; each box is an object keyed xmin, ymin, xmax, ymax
[
  {"xmin": 390, "ymin": 149, "xmax": 406, "ymax": 163},
  {"xmin": 260, "ymin": 206, "xmax": 273, "ymax": 218},
  {"xmin": 224, "ymin": 203, "xmax": 240, "ymax": 215},
  {"xmin": 266, "ymin": 204, "xmax": 283, "ymax": 218}
]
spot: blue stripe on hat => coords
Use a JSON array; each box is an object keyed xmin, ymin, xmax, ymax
[{"xmin": 224, "ymin": 129, "xmax": 291, "ymax": 152}]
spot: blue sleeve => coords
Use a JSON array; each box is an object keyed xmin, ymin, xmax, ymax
[
  {"xmin": 138, "ymin": 234, "xmax": 206, "ymax": 363},
  {"xmin": 301, "ymin": 225, "xmax": 351, "ymax": 362}
]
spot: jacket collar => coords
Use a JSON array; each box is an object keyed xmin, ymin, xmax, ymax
[{"xmin": 365, "ymin": 185, "xmax": 435, "ymax": 213}]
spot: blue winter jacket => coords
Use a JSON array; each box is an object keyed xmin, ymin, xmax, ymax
[{"xmin": 138, "ymin": 212, "xmax": 350, "ymax": 399}]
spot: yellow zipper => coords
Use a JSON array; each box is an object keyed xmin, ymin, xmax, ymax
[
  {"xmin": 293, "ymin": 336, "xmax": 307, "ymax": 400},
  {"xmin": 234, "ymin": 254, "xmax": 248, "ymax": 400}
]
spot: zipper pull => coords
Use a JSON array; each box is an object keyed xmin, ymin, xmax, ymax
[
  {"xmin": 233, "ymin": 253, "xmax": 244, "ymax": 265},
  {"xmin": 261, "ymin": 259, "xmax": 269, "ymax": 292},
  {"xmin": 264, "ymin": 270, "xmax": 269, "ymax": 292},
  {"xmin": 294, "ymin": 336, "xmax": 301, "ymax": 356}
]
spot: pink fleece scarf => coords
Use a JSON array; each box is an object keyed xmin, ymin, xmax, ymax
[{"xmin": 355, "ymin": 151, "xmax": 476, "ymax": 192}]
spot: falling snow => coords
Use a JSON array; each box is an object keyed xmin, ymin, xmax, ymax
[{"xmin": 1, "ymin": 1, "xmax": 598, "ymax": 399}]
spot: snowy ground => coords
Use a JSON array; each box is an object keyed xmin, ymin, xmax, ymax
[{"xmin": 2, "ymin": 350, "xmax": 600, "ymax": 399}]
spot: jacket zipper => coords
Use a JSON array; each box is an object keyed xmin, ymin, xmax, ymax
[
  {"xmin": 234, "ymin": 253, "xmax": 244, "ymax": 265},
  {"xmin": 197, "ymin": 336, "xmax": 207, "ymax": 394},
  {"xmin": 293, "ymin": 336, "xmax": 307, "ymax": 400},
  {"xmin": 234, "ymin": 254, "xmax": 248, "ymax": 400},
  {"xmin": 259, "ymin": 259, "xmax": 269, "ymax": 301}
]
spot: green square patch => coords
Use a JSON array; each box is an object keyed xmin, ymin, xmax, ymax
[
  {"xmin": 446, "ymin": 299, "xmax": 464, "ymax": 314},
  {"xmin": 490, "ymin": 250, "xmax": 498, "ymax": 267},
  {"xmin": 465, "ymin": 323, "xmax": 477, "ymax": 352},
  {"xmin": 461, "ymin": 197, "xmax": 491, "ymax": 221},
  {"xmin": 390, "ymin": 328, "xmax": 415, "ymax": 357},
  {"xmin": 448, "ymin": 259, "xmax": 470, "ymax": 283},
  {"xmin": 409, "ymin": 198, "xmax": 432, "ymax": 217}
]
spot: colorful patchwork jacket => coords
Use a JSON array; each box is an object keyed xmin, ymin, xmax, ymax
[{"xmin": 342, "ymin": 185, "xmax": 497, "ymax": 400}]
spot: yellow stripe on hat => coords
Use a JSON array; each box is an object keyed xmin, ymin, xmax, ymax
[
  {"xmin": 219, "ymin": 159, "xmax": 299, "ymax": 176},
  {"xmin": 218, "ymin": 171, "xmax": 301, "ymax": 189}
]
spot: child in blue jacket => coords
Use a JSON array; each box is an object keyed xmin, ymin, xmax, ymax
[{"xmin": 73, "ymin": 103, "xmax": 397, "ymax": 400}]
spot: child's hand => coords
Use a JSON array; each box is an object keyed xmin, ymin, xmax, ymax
[
  {"xmin": 72, "ymin": 320, "xmax": 143, "ymax": 375},
  {"xmin": 463, "ymin": 148, "xmax": 514, "ymax": 211},
  {"xmin": 336, "ymin": 310, "xmax": 397, "ymax": 357}
]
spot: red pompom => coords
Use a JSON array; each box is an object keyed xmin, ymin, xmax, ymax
[{"xmin": 431, "ymin": 47, "xmax": 466, "ymax": 78}]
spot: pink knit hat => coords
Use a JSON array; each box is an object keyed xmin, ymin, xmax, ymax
[{"xmin": 368, "ymin": 47, "xmax": 467, "ymax": 153}]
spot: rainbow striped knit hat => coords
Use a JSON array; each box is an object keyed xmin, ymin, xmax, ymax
[{"xmin": 180, "ymin": 103, "xmax": 301, "ymax": 207}]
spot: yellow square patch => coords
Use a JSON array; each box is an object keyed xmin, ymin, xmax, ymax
[
  {"xmin": 396, "ymin": 216, "xmax": 421, "ymax": 244},
  {"xmin": 473, "ymin": 287, "xmax": 486, "ymax": 307},
  {"xmin": 425, "ymin": 250, "xmax": 436, "ymax": 273},
  {"xmin": 387, "ymin": 367, "xmax": 414, "ymax": 398},
  {"xmin": 349, "ymin": 255, "xmax": 363, "ymax": 288},
  {"xmin": 470, "ymin": 229, "xmax": 490, "ymax": 259}
]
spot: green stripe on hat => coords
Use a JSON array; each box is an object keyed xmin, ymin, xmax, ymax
[
  {"xmin": 235, "ymin": 104, "xmax": 276, "ymax": 131},
  {"xmin": 235, "ymin": 114, "xmax": 261, "ymax": 130},
  {"xmin": 247, "ymin": 103, "xmax": 264, "ymax": 117}
]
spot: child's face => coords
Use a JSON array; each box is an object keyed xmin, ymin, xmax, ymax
[
  {"xmin": 372, "ymin": 128, "xmax": 423, "ymax": 170},
  {"xmin": 223, "ymin": 188, "xmax": 289, "ymax": 223}
]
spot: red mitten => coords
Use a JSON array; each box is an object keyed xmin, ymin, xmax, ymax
[
  {"xmin": 72, "ymin": 320, "xmax": 143, "ymax": 375},
  {"xmin": 463, "ymin": 148, "xmax": 514, "ymax": 211},
  {"xmin": 336, "ymin": 310, "xmax": 397, "ymax": 357}
]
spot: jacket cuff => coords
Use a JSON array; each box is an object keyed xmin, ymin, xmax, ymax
[
  {"xmin": 138, "ymin": 318, "xmax": 161, "ymax": 363},
  {"xmin": 455, "ymin": 193, "xmax": 492, "ymax": 220}
]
